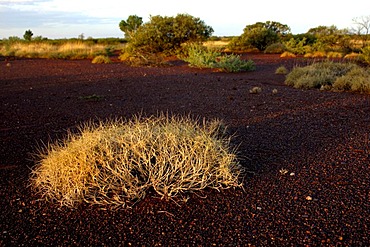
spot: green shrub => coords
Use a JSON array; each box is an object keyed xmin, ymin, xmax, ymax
[
  {"xmin": 264, "ymin": 43, "xmax": 286, "ymax": 54},
  {"xmin": 30, "ymin": 113, "xmax": 243, "ymax": 208},
  {"xmin": 285, "ymin": 61, "xmax": 366, "ymax": 92},
  {"xmin": 181, "ymin": 44, "xmax": 255, "ymax": 72},
  {"xmin": 215, "ymin": 54, "xmax": 255, "ymax": 72},
  {"xmin": 92, "ymin": 55, "xmax": 112, "ymax": 64},
  {"xmin": 180, "ymin": 43, "xmax": 220, "ymax": 68},
  {"xmin": 129, "ymin": 14, "xmax": 213, "ymax": 54}
]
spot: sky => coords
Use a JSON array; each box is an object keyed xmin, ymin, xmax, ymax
[{"xmin": 0, "ymin": 0, "xmax": 369, "ymax": 39}]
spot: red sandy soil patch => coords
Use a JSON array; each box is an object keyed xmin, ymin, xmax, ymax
[{"xmin": 0, "ymin": 54, "xmax": 369, "ymax": 246}]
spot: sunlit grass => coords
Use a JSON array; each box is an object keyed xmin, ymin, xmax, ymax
[
  {"xmin": 0, "ymin": 41, "xmax": 108, "ymax": 59},
  {"xmin": 30, "ymin": 113, "xmax": 243, "ymax": 208}
]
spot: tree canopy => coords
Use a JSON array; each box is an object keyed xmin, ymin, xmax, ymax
[
  {"xmin": 231, "ymin": 21, "xmax": 291, "ymax": 51},
  {"xmin": 128, "ymin": 14, "xmax": 214, "ymax": 53},
  {"xmin": 119, "ymin": 15, "xmax": 143, "ymax": 40}
]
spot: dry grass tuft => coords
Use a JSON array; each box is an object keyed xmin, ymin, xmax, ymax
[
  {"xmin": 280, "ymin": 51, "xmax": 296, "ymax": 58},
  {"xmin": 275, "ymin": 65, "xmax": 288, "ymax": 74},
  {"xmin": 92, "ymin": 55, "xmax": 112, "ymax": 64},
  {"xmin": 249, "ymin": 86, "xmax": 262, "ymax": 94},
  {"xmin": 30, "ymin": 113, "xmax": 243, "ymax": 208}
]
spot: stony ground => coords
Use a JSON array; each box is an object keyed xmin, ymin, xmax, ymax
[{"xmin": 0, "ymin": 54, "xmax": 369, "ymax": 246}]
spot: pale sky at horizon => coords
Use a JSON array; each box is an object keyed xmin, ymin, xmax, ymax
[{"xmin": 0, "ymin": 0, "xmax": 369, "ymax": 39}]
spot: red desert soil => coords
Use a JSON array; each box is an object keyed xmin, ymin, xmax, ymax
[{"xmin": 0, "ymin": 54, "xmax": 369, "ymax": 246}]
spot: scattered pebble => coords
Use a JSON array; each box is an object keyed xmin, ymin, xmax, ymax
[{"xmin": 306, "ymin": 196, "xmax": 313, "ymax": 201}]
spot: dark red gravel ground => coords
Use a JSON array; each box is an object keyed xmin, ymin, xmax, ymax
[{"xmin": 1, "ymin": 54, "xmax": 369, "ymax": 246}]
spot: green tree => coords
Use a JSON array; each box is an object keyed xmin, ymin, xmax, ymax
[
  {"xmin": 129, "ymin": 14, "xmax": 213, "ymax": 53},
  {"xmin": 231, "ymin": 21, "xmax": 291, "ymax": 51},
  {"xmin": 23, "ymin": 29, "xmax": 33, "ymax": 41},
  {"xmin": 307, "ymin": 25, "xmax": 351, "ymax": 51},
  {"xmin": 119, "ymin": 15, "xmax": 143, "ymax": 40}
]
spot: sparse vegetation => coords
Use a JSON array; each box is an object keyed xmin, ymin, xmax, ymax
[
  {"xmin": 249, "ymin": 86, "xmax": 262, "ymax": 94},
  {"xmin": 92, "ymin": 55, "xmax": 112, "ymax": 64},
  {"xmin": 285, "ymin": 61, "xmax": 370, "ymax": 93},
  {"xmin": 275, "ymin": 65, "xmax": 288, "ymax": 74},
  {"xmin": 30, "ymin": 113, "xmax": 243, "ymax": 208}
]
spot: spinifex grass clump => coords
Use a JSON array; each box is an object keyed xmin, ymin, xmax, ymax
[
  {"xmin": 30, "ymin": 114, "xmax": 242, "ymax": 208},
  {"xmin": 284, "ymin": 61, "xmax": 370, "ymax": 93}
]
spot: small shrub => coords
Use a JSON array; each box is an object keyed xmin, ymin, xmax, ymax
[
  {"xmin": 275, "ymin": 65, "xmax": 288, "ymax": 74},
  {"xmin": 30, "ymin": 113, "xmax": 243, "ymax": 208},
  {"xmin": 181, "ymin": 43, "xmax": 255, "ymax": 72},
  {"xmin": 181, "ymin": 43, "xmax": 220, "ymax": 68},
  {"xmin": 119, "ymin": 48, "xmax": 168, "ymax": 67},
  {"xmin": 249, "ymin": 86, "xmax": 262, "ymax": 94},
  {"xmin": 280, "ymin": 51, "xmax": 296, "ymax": 58},
  {"xmin": 92, "ymin": 55, "xmax": 112, "ymax": 64},
  {"xmin": 264, "ymin": 43, "xmax": 286, "ymax": 54},
  {"xmin": 215, "ymin": 54, "xmax": 255, "ymax": 72}
]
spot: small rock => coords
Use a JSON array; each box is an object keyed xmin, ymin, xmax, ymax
[{"xmin": 306, "ymin": 196, "xmax": 312, "ymax": 201}]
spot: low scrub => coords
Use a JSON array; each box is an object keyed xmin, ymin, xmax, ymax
[
  {"xmin": 92, "ymin": 55, "xmax": 112, "ymax": 64},
  {"xmin": 30, "ymin": 113, "xmax": 243, "ymax": 208},
  {"xmin": 285, "ymin": 61, "xmax": 370, "ymax": 93},
  {"xmin": 119, "ymin": 46, "xmax": 169, "ymax": 67},
  {"xmin": 181, "ymin": 44, "xmax": 255, "ymax": 72},
  {"xmin": 264, "ymin": 43, "xmax": 286, "ymax": 54}
]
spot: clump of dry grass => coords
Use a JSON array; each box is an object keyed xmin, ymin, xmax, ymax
[
  {"xmin": 92, "ymin": 55, "xmax": 112, "ymax": 64},
  {"xmin": 275, "ymin": 65, "xmax": 288, "ymax": 74},
  {"xmin": 30, "ymin": 113, "xmax": 243, "ymax": 208},
  {"xmin": 280, "ymin": 51, "xmax": 296, "ymax": 58},
  {"xmin": 249, "ymin": 86, "xmax": 262, "ymax": 94}
]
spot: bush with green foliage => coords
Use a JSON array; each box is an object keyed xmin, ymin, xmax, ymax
[
  {"xmin": 228, "ymin": 21, "xmax": 290, "ymax": 51},
  {"xmin": 23, "ymin": 29, "xmax": 33, "ymax": 41},
  {"xmin": 181, "ymin": 44, "xmax": 255, "ymax": 72},
  {"xmin": 128, "ymin": 14, "xmax": 213, "ymax": 54},
  {"xmin": 284, "ymin": 37, "xmax": 311, "ymax": 55},
  {"xmin": 119, "ymin": 15, "xmax": 143, "ymax": 40},
  {"xmin": 30, "ymin": 113, "xmax": 243, "ymax": 208},
  {"xmin": 285, "ymin": 61, "xmax": 369, "ymax": 93},
  {"xmin": 264, "ymin": 43, "xmax": 286, "ymax": 54}
]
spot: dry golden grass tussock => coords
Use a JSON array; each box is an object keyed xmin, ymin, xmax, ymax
[
  {"xmin": 30, "ymin": 113, "xmax": 243, "ymax": 208},
  {"xmin": 2, "ymin": 41, "xmax": 106, "ymax": 59},
  {"xmin": 280, "ymin": 51, "xmax": 296, "ymax": 58}
]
